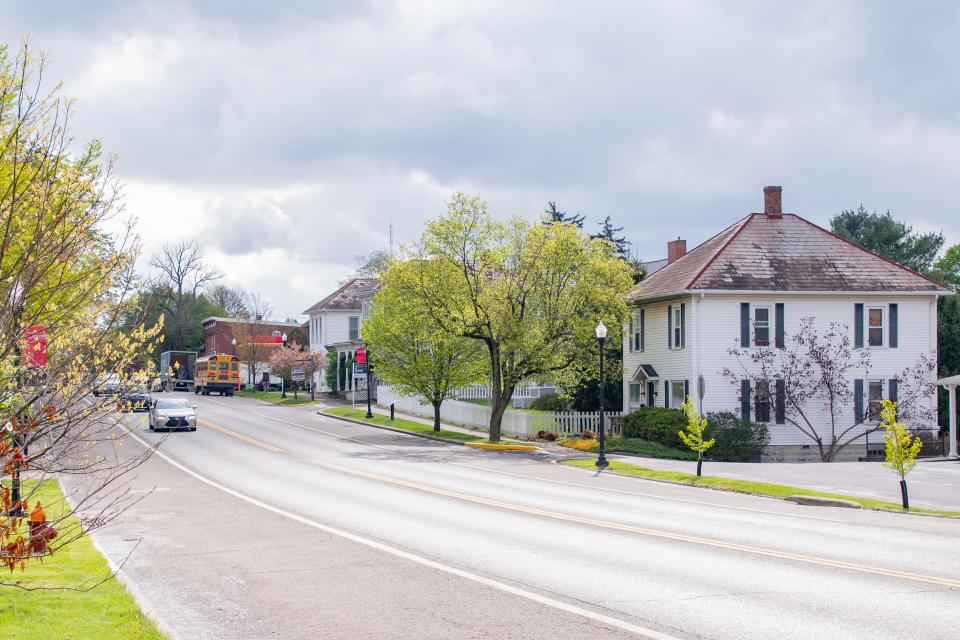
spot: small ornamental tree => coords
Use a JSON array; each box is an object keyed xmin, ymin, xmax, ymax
[
  {"xmin": 324, "ymin": 347, "xmax": 339, "ymax": 393},
  {"xmin": 269, "ymin": 345, "xmax": 326, "ymax": 396},
  {"xmin": 678, "ymin": 396, "xmax": 715, "ymax": 476},
  {"xmin": 880, "ymin": 399, "xmax": 923, "ymax": 510}
]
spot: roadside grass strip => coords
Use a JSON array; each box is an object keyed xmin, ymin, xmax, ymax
[
  {"xmin": 0, "ymin": 480, "xmax": 166, "ymax": 639},
  {"xmin": 557, "ymin": 437, "xmax": 696, "ymax": 460},
  {"xmin": 560, "ymin": 458, "xmax": 960, "ymax": 518},
  {"xmin": 465, "ymin": 442, "xmax": 539, "ymax": 451},
  {"xmin": 237, "ymin": 389, "xmax": 317, "ymax": 406},
  {"xmin": 322, "ymin": 407, "xmax": 485, "ymax": 443}
]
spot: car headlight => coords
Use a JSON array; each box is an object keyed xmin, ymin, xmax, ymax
[
  {"xmin": 156, "ymin": 413, "xmax": 168, "ymax": 420},
  {"xmin": 187, "ymin": 414, "xmax": 196, "ymax": 420}
]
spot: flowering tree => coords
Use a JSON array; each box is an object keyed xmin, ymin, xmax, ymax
[
  {"xmin": 269, "ymin": 345, "xmax": 326, "ymax": 396},
  {"xmin": 724, "ymin": 317, "xmax": 936, "ymax": 462},
  {"xmin": 678, "ymin": 396, "xmax": 715, "ymax": 476},
  {"xmin": 1, "ymin": 41, "xmax": 163, "ymax": 586}
]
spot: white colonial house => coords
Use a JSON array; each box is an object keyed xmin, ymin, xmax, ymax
[
  {"xmin": 303, "ymin": 277, "xmax": 380, "ymax": 392},
  {"xmin": 623, "ymin": 186, "xmax": 952, "ymax": 461}
]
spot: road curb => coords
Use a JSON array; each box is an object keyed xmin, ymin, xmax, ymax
[
  {"xmin": 319, "ymin": 411, "xmax": 478, "ymax": 447},
  {"xmin": 465, "ymin": 442, "xmax": 540, "ymax": 451},
  {"xmin": 785, "ymin": 495, "xmax": 861, "ymax": 509},
  {"xmin": 58, "ymin": 477, "xmax": 179, "ymax": 640}
]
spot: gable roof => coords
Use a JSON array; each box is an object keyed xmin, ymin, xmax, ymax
[
  {"xmin": 302, "ymin": 277, "xmax": 380, "ymax": 314},
  {"xmin": 629, "ymin": 211, "xmax": 950, "ymax": 303}
]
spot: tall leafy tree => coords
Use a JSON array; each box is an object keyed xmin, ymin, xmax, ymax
[
  {"xmin": 395, "ymin": 193, "xmax": 633, "ymax": 442},
  {"xmin": 830, "ymin": 205, "xmax": 944, "ymax": 274},
  {"xmin": 542, "ymin": 201, "xmax": 585, "ymax": 228},
  {"xmin": 933, "ymin": 244, "xmax": 960, "ymax": 291},
  {"xmin": 363, "ymin": 261, "xmax": 487, "ymax": 430}
]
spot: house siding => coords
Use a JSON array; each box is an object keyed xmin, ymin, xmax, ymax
[
  {"xmin": 622, "ymin": 296, "xmax": 694, "ymax": 412},
  {"xmin": 692, "ymin": 294, "xmax": 939, "ymax": 448}
]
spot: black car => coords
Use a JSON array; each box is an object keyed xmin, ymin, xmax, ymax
[{"xmin": 118, "ymin": 388, "xmax": 152, "ymax": 412}]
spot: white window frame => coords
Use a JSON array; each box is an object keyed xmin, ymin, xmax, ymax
[
  {"xmin": 753, "ymin": 305, "xmax": 771, "ymax": 347},
  {"xmin": 670, "ymin": 380, "xmax": 685, "ymax": 409},
  {"xmin": 867, "ymin": 379, "xmax": 885, "ymax": 421},
  {"xmin": 348, "ymin": 316, "xmax": 360, "ymax": 341},
  {"xmin": 672, "ymin": 306, "xmax": 683, "ymax": 350},
  {"xmin": 754, "ymin": 380, "xmax": 772, "ymax": 424},
  {"xmin": 867, "ymin": 306, "xmax": 884, "ymax": 348},
  {"xmin": 629, "ymin": 382, "xmax": 642, "ymax": 408},
  {"xmin": 634, "ymin": 310, "xmax": 643, "ymax": 352}
]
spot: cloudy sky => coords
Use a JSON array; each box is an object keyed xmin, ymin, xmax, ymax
[{"xmin": 6, "ymin": 1, "xmax": 960, "ymax": 319}]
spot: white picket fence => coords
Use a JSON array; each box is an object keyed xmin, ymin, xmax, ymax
[{"xmin": 378, "ymin": 386, "xmax": 620, "ymax": 439}]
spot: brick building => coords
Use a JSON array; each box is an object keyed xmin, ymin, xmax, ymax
[{"xmin": 201, "ymin": 316, "xmax": 306, "ymax": 357}]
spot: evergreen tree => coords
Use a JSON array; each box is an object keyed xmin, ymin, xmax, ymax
[
  {"xmin": 830, "ymin": 205, "xmax": 944, "ymax": 274},
  {"xmin": 542, "ymin": 201, "xmax": 585, "ymax": 228}
]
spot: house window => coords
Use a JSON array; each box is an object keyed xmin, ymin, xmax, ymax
[
  {"xmin": 670, "ymin": 380, "xmax": 685, "ymax": 409},
  {"xmin": 673, "ymin": 306, "xmax": 683, "ymax": 349},
  {"xmin": 629, "ymin": 383, "xmax": 642, "ymax": 407},
  {"xmin": 868, "ymin": 307, "xmax": 884, "ymax": 347},
  {"xmin": 753, "ymin": 306, "xmax": 771, "ymax": 347},
  {"xmin": 634, "ymin": 309, "xmax": 643, "ymax": 351},
  {"xmin": 867, "ymin": 380, "xmax": 884, "ymax": 420},
  {"xmin": 754, "ymin": 380, "xmax": 771, "ymax": 423},
  {"xmin": 349, "ymin": 316, "xmax": 359, "ymax": 341}
]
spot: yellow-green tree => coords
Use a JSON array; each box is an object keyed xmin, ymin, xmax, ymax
[
  {"xmin": 678, "ymin": 396, "xmax": 715, "ymax": 477},
  {"xmin": 391, "ymin": 193, "xmax": 633, "ymax": 442},
  {"xmin": 1, "ymin": 40, "xmax": 162, "ymax": 584},
  {"xmin": 880, "ymin": 399, "xmax": 923, "ymax": 510},
  {"xmin": 363, "ymin": 260, "xmax": 487, "ymax": 430}
]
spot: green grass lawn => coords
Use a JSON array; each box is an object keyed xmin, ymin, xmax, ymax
[
  {"xmin": 0, "ymin": 480, "xmax": 166, "ymax": 639},
  {"xmin": 556, "ymin": 436, "xmax": 697, "ymax": 460},
  {"xmin": 322, "ymin": 407, "xmax": 485, "ymax": 443},
  {"xmin": 560, "ymin": 458, "xmax": 960, "ymax": 517},
  {"xmin": 237, "ymin": 389, "xmax": 318, "ymax": 406}
]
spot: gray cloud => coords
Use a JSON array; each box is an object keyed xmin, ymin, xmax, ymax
[{"xmin": 5, "ymin": 1, "xmax": 960, "ymax": 317}]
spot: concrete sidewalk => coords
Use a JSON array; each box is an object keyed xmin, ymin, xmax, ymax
[{"xmin": 605, "ymin": 453, "xmax": 960, "ymax": 511}]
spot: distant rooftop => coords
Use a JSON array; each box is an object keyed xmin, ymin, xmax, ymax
[
  {"xmin": 302, "ymin": 277, "xmax": 380, "ymax": 314},
  {"xmin": 201, "ymin": 316, "xmax": 302, "ymax": 327}
]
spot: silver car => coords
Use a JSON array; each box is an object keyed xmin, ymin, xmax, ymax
[{"xmin": 149, "ymin": 398, "xmax": 198, "ymax": 432}]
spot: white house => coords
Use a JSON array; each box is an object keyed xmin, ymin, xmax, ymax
[
  {"xmin": 303, "ymin": 277, "xmax": 380, "ymax": 392},
  {"xmin": 622, "ymin": 186, "xmax": 952, "ymax": 461}
]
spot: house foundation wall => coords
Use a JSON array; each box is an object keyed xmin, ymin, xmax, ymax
[{"xmin": 761, "ymin": 443, "xmax": 867, "ymax": 463}]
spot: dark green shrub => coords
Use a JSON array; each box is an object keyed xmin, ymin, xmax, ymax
[
  {"xmin": 622, "ymin": 407, "xmax": 686, "ymax": 448},
  {"xmin": 529, "ymin": 392, "xmax": 571, "ymax": 411},
  {"xmin": 704, "ymin": 411, "xmax": 770, "ymax": 462}
]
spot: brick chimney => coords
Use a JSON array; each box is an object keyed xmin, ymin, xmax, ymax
[
  {"xmin": 763, "ymin": 185, "xmax": 782, "ymax": 218},
  {"xmin": 667, "ymin": 238, "xmax": 687, "ymax": 264}
]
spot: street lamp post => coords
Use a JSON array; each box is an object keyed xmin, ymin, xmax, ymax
[
  {"xmin": 595, "ymin": 320, "xmax": 609, "ymax": 470},
  {"xmin": 281, "ymin": 333, "xmax": 288, "ymax": 398},
  {"xmin": 231, "ymin": 337, "xmax": 237, "ymax": 355}
]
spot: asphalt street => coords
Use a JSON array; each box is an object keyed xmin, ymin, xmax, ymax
[{"xmin": 66, "ymin": 394, "xmax": 960, "ymax": 640}]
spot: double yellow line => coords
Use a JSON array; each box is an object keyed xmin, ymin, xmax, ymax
[
  {"xmin": 195, "ymin": 414, "xmax": 960, "ymax": 591},
  {"xmin": 199, "ymin": 418, "xmax": 284, "ymax": 453}
]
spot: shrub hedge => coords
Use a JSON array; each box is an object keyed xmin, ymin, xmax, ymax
[
  {"xmin": 622, "ymin": 407, "xmax": 686, "ymax": 449},
  {"xmin": 528, "ymin": 392, "xmax": 571, "ymax": 412},
  {"xmin": 704, "ymin": 411, "xmax": 770, "ymax": 462}
]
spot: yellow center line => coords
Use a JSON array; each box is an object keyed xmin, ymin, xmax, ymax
[
  {"xmin": 312, "ymin": 459, "xmax": 960, "ymax": 591},
  {"xmin": 199, "ymin": 418, "xmax": 285, "ymax": 453}
]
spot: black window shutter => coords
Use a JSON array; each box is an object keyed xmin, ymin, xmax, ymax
[
  {"xmin": 664, "ymin": 380, "xmax": 670, "ymax": 408},
  {"xmin": 854, "ymin": 379, "xmax": 864, "ymax": 423},
  {"xmin": 640, "ymin": 309, "xmax": 645, "ymax": 351},
  {"xmin": 741, "ymin": 380, "xmax": 751, "ymax": 421},
  {"xmin": 888, "ymin": 378, "xmax": 898, "ymax": 404},
  {"xmin": 740, "ymin": 303, "xmax": 750, "ymax": 347},
  {"xmin": 775, "ymin": 379, "xmax": 786, "ymax": 424},
  {"xmin": 684, "ymin": 379, "xmax": 689, "ymax": 402},
  {"xmin": 667, "ymin": 305, "xmax": 673, "ymax": 349},
  {"xmin": 854, "ymin": 303, "xmax": 864, "ymax": 348},
  {"xmin": 775, "ymin": 303, "xmax": 785, "ymax": 349},
  {"xmin": 889, "ymin": 303, "xmax": 898, "ymax": 348},
  {"xmin": 680, "ymin": 304, "xmax": 686, "ymax": 348},
  {"xmin": 628, "ymin": 317, "xmax": 634, "ymax": 352}
]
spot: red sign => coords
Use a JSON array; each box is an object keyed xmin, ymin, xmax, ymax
[
  {"xmin": 23, "ymin": 325, "xmax": 48, "ymax": 367},
  {"xmin": 252, "ymin": 335, "xmax": 284, "ymax": 346},
  {"xmin": 356, "ymin": 347, "xmax": 366, "ymax": 364}
]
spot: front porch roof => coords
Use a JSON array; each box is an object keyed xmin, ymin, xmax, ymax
[
  {"xmin": 939, "ymin": 374, "xmax": 960, "ymax": 388},
  {"xmin": 631, "ymin": 364, "xmax": 659, "ymax": 381}
]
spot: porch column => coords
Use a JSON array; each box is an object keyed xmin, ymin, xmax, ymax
[{"xmin": 950, "ymin": 384, "xmax": 958, "ymax": 459}]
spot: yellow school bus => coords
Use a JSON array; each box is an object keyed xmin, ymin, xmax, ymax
[{"xmin": 194, "ymin": 354, "xmax": 240, "ymax": 396}]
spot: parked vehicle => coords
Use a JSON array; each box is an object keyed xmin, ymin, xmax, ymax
[
  {"xmin": 195, "ymin": 354, "xmax": 240, "ymax": 396},
  {"xmin": 93, "ymin": 373, "xmax": 122, "ymax": 396},
  {"xmin": 159, "ymin": 351, "xmax": 197, "ymax": 392},
  {"xmin": 148, "ymin": 398, "xmax": 198, "ymax": 432},
  {"xmin": 118, "ymin": 387, "xmax": 152, "ymax": 412}
]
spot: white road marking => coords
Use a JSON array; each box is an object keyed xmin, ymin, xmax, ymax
[{"xmin": 126, "ymin": 431, "xmax": 682, "ymax": 640}]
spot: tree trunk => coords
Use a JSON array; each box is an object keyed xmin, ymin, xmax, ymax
[
  {"xmin": 433, "ymin": 401, "xmax": 442, "ymax": 432},
  {"xmin": 900, "ymin": 479, "xmax": 910, "ymax": 510},
  {"xmin": 696, "ymin": 453, "xmax": 703, "ymax": 477}
]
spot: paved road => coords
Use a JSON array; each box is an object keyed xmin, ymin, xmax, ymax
[{"xmin": 69, "ymin": 394, "xmax": 960, "ymax": 639}]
